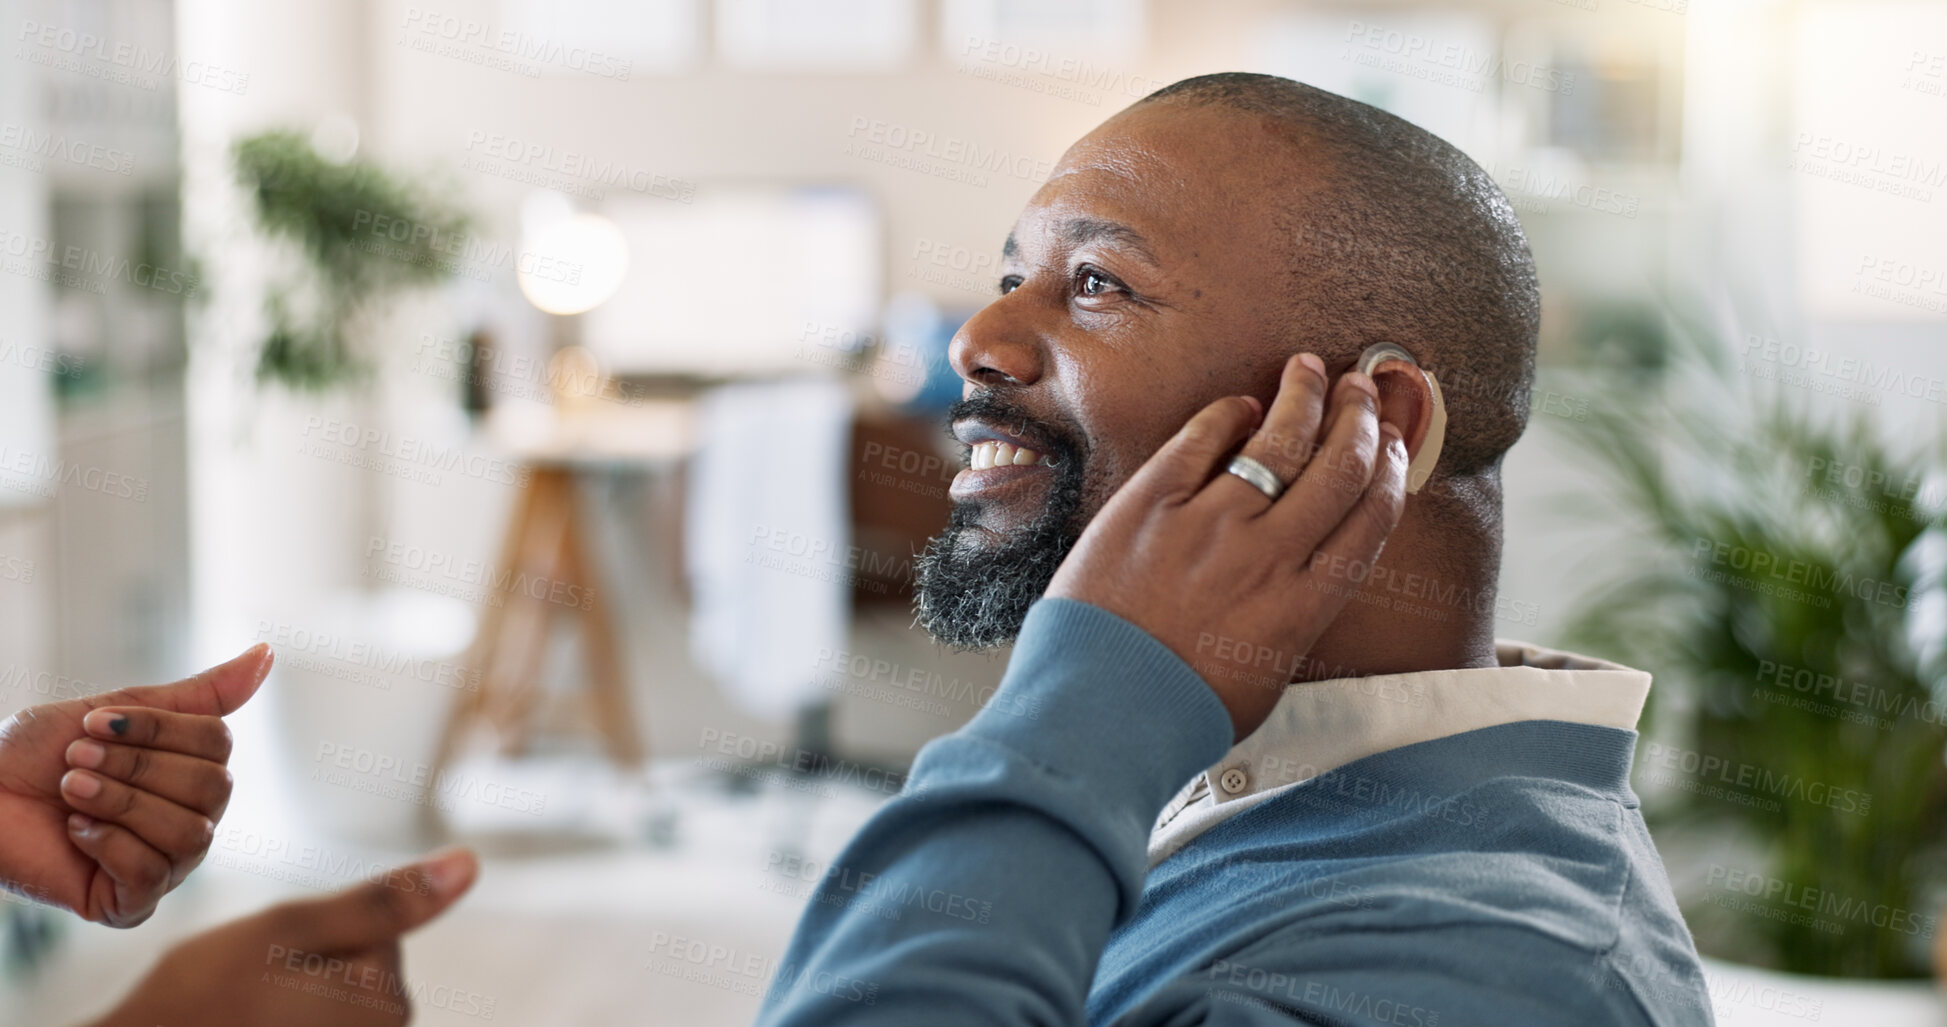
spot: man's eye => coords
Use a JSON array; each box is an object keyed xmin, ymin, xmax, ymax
[
  {"xmin": 999, "ymin": 275, "xmax": 1023, "ymax": 295},
  {"xmin": 1076, "ymin": 267, "xmax": 1118, "ymax": 297}
]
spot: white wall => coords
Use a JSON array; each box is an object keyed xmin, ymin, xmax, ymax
[{"xmin": 0, "ymin": 9, "xmax": 55, "ymax": 705}]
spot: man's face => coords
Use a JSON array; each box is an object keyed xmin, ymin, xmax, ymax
[{"xmin": 914, "ymin": 103, "xmax": 1336, "ymax": 647}]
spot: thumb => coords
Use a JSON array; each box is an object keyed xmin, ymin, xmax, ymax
[
  {"xmin": 101, "ymin": 643, "xmax": 274, "ymax": 716},
  {"xmin": 278, "ymin": 847, "xmax": 479, "ymax": 953}
]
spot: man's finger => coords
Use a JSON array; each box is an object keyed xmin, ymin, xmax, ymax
[
  {"xmin": 92, "ymin": 644, "xmax": 274, "ymax": 717},
  {"xmin": 81, "ymin": 707, "xmax": 234, "ymax": 763},
  {"xmin": 1215, "ymin": 353, "xmax": 1330, "ymax": 507},
  {"xmin": 274, "ymin": 848, "xmax": 480, "ymax": 953},
  {"xmin": 1305, "ymin": 423, "xmax": 1409, "ymax": 598},
  {"xmin": 60, "ymin": 769, "xmax": 214, "ymax": 860},
  {"xmin": 68, "ymin": 814, "xmax": 171, "ymax": 927},
  {"xmin": 67, "ymin": 738, "xmax": 234, "ymax": 818},
  {"xmin": 1124, "ymin": 395, "xmax": 1262, "ymax": 505},
  {"xmin": 1267, "ymin": 372, "xmax": 1382, "ymax": 544}
]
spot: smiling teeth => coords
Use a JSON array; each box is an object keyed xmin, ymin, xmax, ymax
[{"xmin": 970, "ymin": 441, "xmax": 1054, "ymax": 470}]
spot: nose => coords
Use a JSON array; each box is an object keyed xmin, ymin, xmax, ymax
[{"xmin": 948, "ymin": 297, "xmax": 1045, "ymax": 389}]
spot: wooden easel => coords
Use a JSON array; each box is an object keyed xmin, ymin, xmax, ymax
[{"xmin": 427, "ymin": 462, "xmax": 643, "ymax": 826}]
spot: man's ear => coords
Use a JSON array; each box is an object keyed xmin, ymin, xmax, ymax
[{"xmin": 1360, "ymin": 347, "xmax": 1446, "ymax": 494}]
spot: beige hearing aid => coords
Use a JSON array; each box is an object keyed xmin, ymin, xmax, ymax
[{"xmin": 1356, "ymin": 343, "xmax": 1445, "ymax": 495}]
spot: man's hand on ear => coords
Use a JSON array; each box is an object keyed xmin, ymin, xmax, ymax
[
  {"xmin": 0, "ymin": 645, "xmax": 273, "ymax": 926},
  {"xmin": 1047, "ymin": 352, "xmax": 1408, "ymax": 742},
  {"xmin": 86, "ymin": 848, "xmax": 479, "ymax": 1027}
]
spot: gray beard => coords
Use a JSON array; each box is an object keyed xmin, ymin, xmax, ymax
[{"xmin": 912, "ymin": 454, "xmax": 1088, "ymax": 650}]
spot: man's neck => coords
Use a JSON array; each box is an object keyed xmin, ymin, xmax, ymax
[{"xmin": 1296, "ymin": 483, "xmax": 1504, "ymax": 682}]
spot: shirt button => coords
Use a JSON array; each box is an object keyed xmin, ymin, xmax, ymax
[{"xmin": 1219, "ymin": 767, "xmax": 1249, "ymax": 795}]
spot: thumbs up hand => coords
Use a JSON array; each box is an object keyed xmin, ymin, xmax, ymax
[{"xmin": 0, "ymin": 645, "xmax": 273, "ymax": 926}]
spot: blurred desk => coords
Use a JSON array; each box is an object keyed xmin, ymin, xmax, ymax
[{"xmin": 428, "ymin": 399, "xmax": 696, "ymax": 812}]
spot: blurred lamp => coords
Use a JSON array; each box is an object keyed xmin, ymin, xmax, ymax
[{"xmin": 518, "ymin": 209, "xmax": 631, "ymax": 316}]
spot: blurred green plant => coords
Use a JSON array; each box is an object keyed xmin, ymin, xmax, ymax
[
  {"xmin": 232, "ymin": 130, "xmax": 470, "ymax": 391},
  {"xmin": 1554, "ymin": 315, "xmax": 1947, "ymax": 978}
]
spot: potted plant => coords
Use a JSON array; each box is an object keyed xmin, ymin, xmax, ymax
[
  {"xmin": 1551, "ymin": 310, "xmax": 1947, "ymax": 991},
  {"xmin": 232, "ymin": 129, "xmax": 471, "ymax": 391},
  {"xmin": 228, "ymin": 130, "xmax": 482, "ymax": 845}
]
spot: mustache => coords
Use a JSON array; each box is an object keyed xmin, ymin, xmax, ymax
[{"xmin": 945, "ymin": 391, "xmax": 1090, "ymax": 469}]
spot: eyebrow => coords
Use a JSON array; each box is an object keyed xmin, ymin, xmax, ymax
[{"xmin": 1001, "ymin": 217, "xmax": 1161, "ymax": 267}]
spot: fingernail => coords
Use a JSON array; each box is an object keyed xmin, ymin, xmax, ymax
[
  {"xmin": 63, "ymin": 770, "xmax": 101, "ymax": 800},
  {"xmin": 68, "ymin": 813, "xmax": 95, "ymax": 834},
  {"xmin": 1239, "ymin": 395, "xmax": 1264, "ymax": 418},
  {"xmin": 422, "ymin": 847, "xmax": 477, "ymax": 897},
  {"xmin": 84, "ymin": 710, "xmax": 128, "ymax": 737},
  {"xmin": 67, "ymin": 738, "xmax": 106, "ymax": 769},
  {"xmin": 1380, "ymin": 422, "xmax": 1406, "ymax": 450},
  {"xmin": 1297, "ymin": 353, "xmax": 1326, "ymax": 379},
  {"xmin": 244, "ymin": 642, "xmax": 274, "ymax": 683},
  {"xmin": 1346, "ymin": 372, "xmax": 1379, "ymax": 400}
]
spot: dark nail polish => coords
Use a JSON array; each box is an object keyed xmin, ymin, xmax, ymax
[{"xmin": 108, "ymin": 715, "xmax": 128, "ymax": 736}]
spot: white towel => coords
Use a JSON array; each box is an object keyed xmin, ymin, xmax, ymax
[{"xmin": 684, "ymin": 378, "xmax": 853, "ymax": 720}]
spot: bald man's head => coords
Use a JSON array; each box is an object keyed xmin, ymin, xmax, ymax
[
  {"xmin": 1137, "ymin": 72, "xmax": 1540, "ymax": 480},
  {"xmin": 917, "ymin": 73, "xmax": 1538, "ymax": 649}
]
